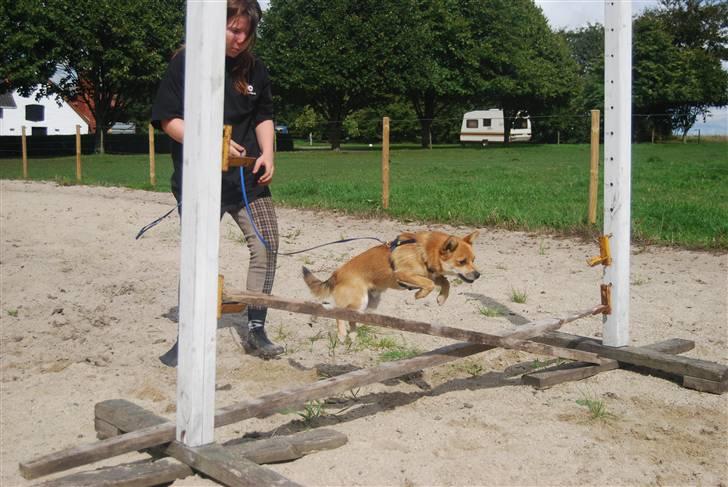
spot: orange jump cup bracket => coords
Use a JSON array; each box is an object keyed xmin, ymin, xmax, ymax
[{"xmin": 587, "ymin": 234, "xmax": 612, "ymax": 267}]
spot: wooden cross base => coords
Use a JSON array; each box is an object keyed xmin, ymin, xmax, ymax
[
  {"xmin": 39, "ymin": 399, "xmax": 347, "ymax": 487},
  {"xmin": 523, "ymin": 333, "xmax": 728, "ymax": 394}
]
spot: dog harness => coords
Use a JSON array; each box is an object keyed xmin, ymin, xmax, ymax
[{"xmin": 388, "ymin": 236, "xmax": 417, "ymax": 252}]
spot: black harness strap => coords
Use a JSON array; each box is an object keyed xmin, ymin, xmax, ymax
[{"xmin": 388, "ymin": 237, "xmax": 417, "ymax": 252}]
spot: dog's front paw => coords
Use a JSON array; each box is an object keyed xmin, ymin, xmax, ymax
[{"xmin": 437, "ymin": 294, "xmax": 448, "ymax": 305}]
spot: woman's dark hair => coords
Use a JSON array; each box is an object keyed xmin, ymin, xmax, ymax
[{"xmin": 228, "ymin": 0, "xmax": 262, "ymax": 94}]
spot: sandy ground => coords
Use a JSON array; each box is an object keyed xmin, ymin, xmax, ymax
[{"xmin": 1, "ymin": 179, "xmax": 726, "ymax": 487}]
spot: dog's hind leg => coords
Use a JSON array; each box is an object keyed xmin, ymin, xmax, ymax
[
  {"xmin": 332, "ymin": 283, "xmax": 367, "ymax": 340},
  {"xmin": 434, "ymin": 276, "xmax": 450, "ymax": 305}
]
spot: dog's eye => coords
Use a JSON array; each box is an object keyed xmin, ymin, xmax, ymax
[{"xmin": 458, "ymin": 259, "xmax": 467, "ymax": 265}]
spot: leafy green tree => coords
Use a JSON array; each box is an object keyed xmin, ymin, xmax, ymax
[
  {"xmin": 401, "ymin": 0, "xmax": 478, "ymax": 147},
  {"xmin": 1, "ymin": 0, "xmax": 184, "ymax": 152},
  {"xmin": 633, "ymin": 2, "xmax": 728, "ymax": 141},
  {"xmin": 259, "ymin": 0, "xmax": 423, "ymax": 150},
  {"xmin": 466, "ymin": 0, "xmax": 580, "ymax": 143}
]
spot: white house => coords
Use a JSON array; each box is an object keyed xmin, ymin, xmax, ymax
[{"xmin": 0, "ymin": 87, "xmax": 89, "ymax": 136}]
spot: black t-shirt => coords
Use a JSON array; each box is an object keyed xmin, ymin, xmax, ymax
[{"xmin": 151, "ymin": 50, "xmax": 274, "ymax": 207}]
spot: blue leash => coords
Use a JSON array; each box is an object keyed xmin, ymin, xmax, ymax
[{"xmin": 135, "ymin": 166, "xmax": 387, "ymax": 254}]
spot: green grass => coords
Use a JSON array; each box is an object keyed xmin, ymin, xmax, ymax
[{"xmin": 2, "ymin": 141, "xmax": 726, "ymax": 248}]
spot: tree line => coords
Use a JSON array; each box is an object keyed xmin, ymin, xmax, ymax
[{"xmin": 2, "ymin": 0, "xmax": 725, "ymax": 152}]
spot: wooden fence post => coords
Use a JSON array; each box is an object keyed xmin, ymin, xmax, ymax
[
  {"xmin": 75, "ymin": 125, "xmax": 82, "ymax": 183},
  {"xmin": 381, "ymin": 116, "xmax": 390, "ymax": 210},
  {"xmin": 588, "ymin": 110, "xmax": 600, "ymax": 224},
  {"xmin": 21, "ymin": 126, "xmax": 28, "ymax": 179},
  {"xmin": 148, "ymin": 123, "xmax": 157, "ymax": 187}
]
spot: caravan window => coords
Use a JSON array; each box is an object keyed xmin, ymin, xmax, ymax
[
  {"xmin": 26, "ymin": 104, "xmax": 45, "ymax": 122},
  {"xmin": 466, "ymin": 119, "xmax": 478, "ymax": 129},
  {"xmin": 482, "ymin": 119, "xmax": 492, "ymax": 127}
]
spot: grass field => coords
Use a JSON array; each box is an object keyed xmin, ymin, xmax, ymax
[{"xmin": 2, "ymin": 142, "xmax": 726, "ymax": 249}]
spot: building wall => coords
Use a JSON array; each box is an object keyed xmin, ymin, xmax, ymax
[{"xmin": 0, "ymin": 87, "xmax": 89, "ymax": 136}]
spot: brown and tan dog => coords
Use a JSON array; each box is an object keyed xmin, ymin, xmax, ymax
[{"xmin": 302, "ymin": 231, "xmax": 480, "ymax": 338}]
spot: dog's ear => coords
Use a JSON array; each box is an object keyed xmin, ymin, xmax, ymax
[
  {"xmin": 463, "ymin": 231, "xmax": 479, "ymax": 244},
  {"xmin": 441, "ymin": 236, "xmax": 458, "ymax": 253}
]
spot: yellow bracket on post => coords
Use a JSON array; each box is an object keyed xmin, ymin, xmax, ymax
[
  {"xmin": 587, "ymin": 234, "xmax": 612, "ymax": 267},
  {"xmin": 221, "ymin": 124, "xmax": 256, "ymax": 171}
]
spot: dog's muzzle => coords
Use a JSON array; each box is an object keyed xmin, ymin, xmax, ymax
[{"xmin": 458, "ymin": 271, "xmax": 480, "ymax": 283}]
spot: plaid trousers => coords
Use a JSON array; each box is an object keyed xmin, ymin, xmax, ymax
[{"xmin": 228, "ymin": 194, "xmax": 279, "ymax": 320}]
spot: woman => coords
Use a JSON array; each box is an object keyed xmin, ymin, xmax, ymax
[{"xmin": 151, "ymin": 0, "xmax": 283, "ymax": 365}]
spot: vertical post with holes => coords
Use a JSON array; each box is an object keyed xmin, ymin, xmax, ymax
[
  {"xmin": 177, "ymin": 1, "xmax": 227, "ymax": 447},
  {"xmin": 602, "ymin": 0, "xmax": 632, "ymax": 347}
]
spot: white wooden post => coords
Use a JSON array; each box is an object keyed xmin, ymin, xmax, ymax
[
  {"xmin": 603, "ymin": 0, "xmax": 632, "ymax": 347},
  {"xmin": 176, "ymin": 0, "xmax": 227, "ymax": 447}
]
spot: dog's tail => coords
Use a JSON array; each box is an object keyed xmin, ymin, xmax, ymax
[{"xmin": 302, "ymin": 266, "xmax": 334, "ymax": 298}]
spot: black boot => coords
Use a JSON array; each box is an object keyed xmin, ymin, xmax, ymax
[
  {"xmin": 159, "ymin": 341, "xmax": 179, "ymax": 367},
  {"xmin": 245, "ymin": 327, "xmax": 284, "ymax": 359}
]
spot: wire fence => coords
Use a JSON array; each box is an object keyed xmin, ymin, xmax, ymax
[{"xmin": 0, "ymin": 112, "xmax": 722, "ymax": 159}]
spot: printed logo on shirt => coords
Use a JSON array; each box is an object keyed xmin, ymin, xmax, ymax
[{"xmin": 247, "ymin": 84, "xmax": 257, "ymax": 96}]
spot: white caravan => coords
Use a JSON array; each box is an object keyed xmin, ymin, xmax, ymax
[{"xmin": 460, "ymin": 109, "xmax": 531, "ymax": 144}]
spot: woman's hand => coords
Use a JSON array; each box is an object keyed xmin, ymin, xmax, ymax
[
  {"xmin": 229, "ymin": 139, "xmax": 246, "ymax": 157},
  {"xmin": 253, "ymin": 152, "xmax": 274, "ymax": 185}
]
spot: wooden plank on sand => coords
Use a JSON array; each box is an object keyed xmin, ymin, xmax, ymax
[
  {"xmin": 20, "ymin": 308, "xmax": 605, "ymax": 481},
  {"xmin": 96, "ymin": 399, "xmax": 348, "ymax": 465},
  {"xmin": 165, "ymin": 442, "xmax": 301, "ymax": 487},
  {"xmin": 36, "ymin": 458, "xmax": 192, "ymax": 487}
]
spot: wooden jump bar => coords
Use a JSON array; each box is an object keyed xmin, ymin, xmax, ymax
[
  {"xmin": 20, "ymin": 339, "xmax": 500, "ymax": 480},
  {"xmin": 20, "ymin": 302, "xmax": 608, "ymax": 480},
  {"xmin": 226, "ymin": 291, "xmax": 607, "ymax": 365}
]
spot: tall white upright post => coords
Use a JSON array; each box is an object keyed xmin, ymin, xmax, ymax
[
  {"xmin": 603, "ymin": 0, "xmax": 632, "ymax": 347},
  {"xmin": 177, "ymin": 1, "xmax": 227, "ymax": 446}
]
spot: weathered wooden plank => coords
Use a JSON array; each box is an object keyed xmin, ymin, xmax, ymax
[
  {"xmin": 533, "ymin": 331, "xmax": 726, "ymax": 382},
  {"xmin": 36, "ymin": 458, "xmax": 192, "ymax": 487},
  {"xmin": 522, "ymin": 337, "xmax": 696, "ymax": 389},
  {"xmin": 96, "ymin": 400, "xmax": 347, "ymax": 465},
  {"xmin": 227, "ymin": 291, "xmax": 605, "ymax": 363},
  {"xmin": 225, "ymin": 429, "xmax": 348, "ymax": 465},
  {"xmin": 95, "ymin": 419, "xmax": 122, "ymax": 441},
  {"xmin": 683, "ymin": 375, "xmax": 728, "ymax": 394},
  {"xmin": 522, "ymin": 359, "xmax": 620, "ymax": 389},
  {"xmin": 95, "ymin": 400, "xmax": 168, "ymax": 433},
  {"xmin": 22, "ymin": 341, "xmax": 491, "ymax": 480},
  {"xmin": 22, "ymin": 310, "xmax": 613, "ymax": 481},
  {"xmin": 19, "ymin": 423, "xmax": 176, "ymax": 480},
  {"xmin": 165, "ymin": 442, "xmax": 300, "ymax": 487}
]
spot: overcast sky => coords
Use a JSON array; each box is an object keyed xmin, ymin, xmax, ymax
[{"xmin": 256, "ymin": 0, "xmax": 725, "ymax": 134}]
